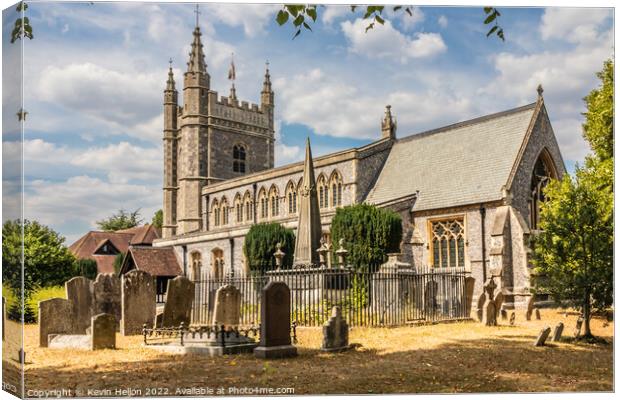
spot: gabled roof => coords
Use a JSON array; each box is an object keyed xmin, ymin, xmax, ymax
[
  {"xmin": 365, "ymin": 102, "xmax": 539, "ymax": 211},
  {"xmin": 119, "ymin": 246, "xmax": 182, "ymax": 277}
]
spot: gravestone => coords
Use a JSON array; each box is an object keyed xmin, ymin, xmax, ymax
[
  {"xmin": 65, "ymin": 276, "xmax": 94, "ymax": 333},
  {"xmin": 48, "ymin": 334, "xmax": 91, "ymax": 350},
  {"xmin": 509, "ymin": 312, "xmax": 516, "ymax": 326},
  {"xmin": 464, "ymin": 277, "xmax": 475, "ymax": 317},
  {"xmin": 552, "ymin": 322, "xmax": 564, "ymax": 342},
  {"xmin": 92, "ymin": 313, "xmax": 116, "ymax": 350},
  {"xmin": 476, "ymin": 292, "xmax": 486, "ymax": 322},
  {"xmin": 212, "ymin": 284, "xmax": 241, "ymax": 328},
  {"xmin": 161, "ymin": 276, "xmax": 195, "ymax": 328},
  {"xmin": 39, "ymin": 298, "xmax": 76, "ymax": 347},
  {"xmin": 534, "ymin": 308, "xmax": 541, "ymax": 320},
  {"xmin": 254, "ymin": 282, "xmax": 297, "ymax": 359},
  {"xmin": 93, "ymin": 274, "xmax": 121, "ymax": 328},
  {"xmin": 121, "ymin": 270, "xmax": 156, "ymax": 335},
  {"xmin": 534, "ymin": 326, "xmax": 551, "ymax": 346},
  {"xmin": 574, "ymin": 316, "xmax": 584, "ymax": 337},
  {"xmin": 481, "ymin": 279, "xmax": 497, "ymax": 326},
  {"xmin": 500, "ymin": 309, "xmax": 508, "ymax": 320},
  {"xmin": 525, "ymin": 295, "xmax": 535, "ymax": 321},
  {"xmin": 322, "ymin": 306, "xmax": 349, "ymax": 352},
  {"xmin": 493, "ymin": 291, "xmax": 504, "ymax": 319}
]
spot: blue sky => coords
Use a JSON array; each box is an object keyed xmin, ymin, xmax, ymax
[{"xmin": 1, "ymin": 2, "xmax": 614, "ymax": 244}]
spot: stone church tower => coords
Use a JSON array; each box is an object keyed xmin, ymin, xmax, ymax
[{"xmin": 162, "ymin": 22, "xmax": 275, "ymax": 238}]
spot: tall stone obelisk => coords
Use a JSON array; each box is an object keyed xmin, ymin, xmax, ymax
[{"xmin": 293, "ymin": 138, "xmax": 322, "ymax": 267}]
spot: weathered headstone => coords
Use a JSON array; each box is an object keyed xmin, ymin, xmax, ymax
[
  {"xmin": 509, "ymin": 312, "xmax": 516, "ymax": 326},
  {"xmin": 534, "ymin": 326, "xmax": 551, "ymax": 346},
  {"xmin": 121, "ymin": 270, "xmax": 156, "ymax": 335},
  {"xmin": 93, "ymin": 273, "xmax": 121, "ymax": 328},
  {"xmin": 476, "ymin": 292, "xmax": 485, "ymax": 322},
  {"xmin": 574, "ymin": 316, "xmax": 584, "ymax": 337},
  {"xmin": 481, "ymin": 279, "xmax": 497, "ymax": 326},
  {"xmin": 48, "ymin": 334, "xmax": 91, "ymax": 350},
  {"xmin": 534, "ymin": 308, "xmax": 541, "ymax": 320},
  {"xmin": 525, "ymin": 295, "xmax": 535, "ymax": 321},
  {"xmin": 39, "ymin": 298, "xmax": 76, "ymax": 347},
  {"xmin": 212, "ymin": 284, "xmax": 241, "ymax": 328},
  {"xmin": 65, "ymin": 276, "xmax": 94, "ymax": 333},
  {"xmin": 92, "ymin": 313, "xmax": 116, "ymax": 350},
  {"xmin": 493, "ymin": 291, "xmax": 504, "ymax": 319},
  {"xmin": 161, "ymin": 276, "xmax": 195, "ymax": 328},
  {"xmin": 464, "ymin": 277, "xmax": 475, "ymax": 317},
  {"xmin": 254, "ymin": 282, "xmax": 297, "ymax": 359},
  {"xmin": 552, "ymin": 322, "xmax": 564, "ymax": 342},
  {"xmin": 322, "ymin": 306, "xmax": 349, "ymax": 352}
]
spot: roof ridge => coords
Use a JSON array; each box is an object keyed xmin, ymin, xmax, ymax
[{"xmin": 396, "ymin": 102, "xmax": 537, "ymax": 144}]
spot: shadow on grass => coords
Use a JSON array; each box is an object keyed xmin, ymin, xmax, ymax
[{"xmin": 23, "ymin": 332, "xmax": 613, "ymax": 395}]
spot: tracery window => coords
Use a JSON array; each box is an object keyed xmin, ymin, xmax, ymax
[
  {"xmin": 234, "ymin": 194, "xmax": 243, "ymax": 223},
  {"xmin": 330, "ymin": 171, "xmax": 343, "ymax": 208},
  {"xmin": 258, "ymin": 188, "xmax": 268, "ymax": 220},
  {"xmin": 286, "ymin": 181, "xmax": 297, "ymax": 215},
  {"xmin": 221, "ymin": 198, "xmax": 229, "ymax": 226},
  {"xmin": 430, "ymin": 218, "xmax": 465, "ymax": 268},
  {"xmin": 233, "ymin": 145, "xmax": 246, "ymax": 173},
  {"xmin": 317, "ymin": 175, "xmax": 329, "ymax": 209},
  {"xmin": 529, "ymin": 151, "xmax": 557, "ymax": 229},
  {"xmin": 243, "ymin": 192, "xmax": 253, "ymax": 221},
  {"xmin": 212, "ymin": 200, "xmax": 220, "ymax": 227},
  {"xmin": 269, "ymin": 186, "xmax": 279, "ymax": 217}
]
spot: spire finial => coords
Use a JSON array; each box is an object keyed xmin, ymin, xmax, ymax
[
  {"xmin": 537, "ymin": 84, "xmax": 544, "ymax": 98},
  {"xmin": 194, "ymin": 4, "xmax": 201, "ymax": 27},
  {"xmin": 168, "ymin": 57, "xmax": 173, "ymax": 70}
]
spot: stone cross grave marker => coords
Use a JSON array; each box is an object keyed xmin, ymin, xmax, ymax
[
  {"xmin": 65, "ymin": 276, "xmax": 94, "ymax": 333},
  {"xmin": 534, "ymin": 326, "xmax": 551, "ymax": 346},
  {"xmin": 161, "ymin": 276, "xmax": 195, "ymax": 328},
  {"xmin": 39, "ymin": 298, "xmax": 76, "ymax": 347},
  {"xmin": 212, "ymin": 284, "xmax": 241, "ymax": 328},
  {"xmin": 509, "ymin": 312, "xmax": 516, "ymax": 326},
  {"xmin": 92, "ymin": 313, "xmax": 116, "ymax": 350},
  {"xmin": 322, "ymin": 306, "xmax": 349, "ymax": 352},
  {"xmin": 254, "ymin": 281, "xmax": 297, "ymax": 359},
  {"xmin": 481, "ymin": 279, "xmax": 497, "ymax": 326},
  {"xmin": 552, "ymin": 322, "xmax": 564, "ymax": 342},
  {"xmin": 121, "ymin": 270, "xmax": 156, "ymax": 335}
]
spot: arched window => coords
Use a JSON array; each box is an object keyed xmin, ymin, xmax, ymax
[
  {"xmin": 258, "ymin": 188, "xmax": 268, "ymax": 220},
  {"xmin": 221, "ymin": 197, "xmax": 229, "ymax": 225},
  {"xmin": 211, "ymin": 199, "xmax": 220, "ymax": 227},
  {"xmin": 529, "ymin": 150, "xmax": 558, "ymax": 229},
  {"xmin": 286, "ymin": 181, "xmax": 297, "ymax": 215},
  {"xmin": 269, "ymin": 185, "xmax": 279, "ymax": 217},
  {"xmin": 233, "ymin": 145, "xmax": 246, "ymax": 173},
  {"xmin": 234, "ymin": 194, "xmax": 243, "ymax": 223},
  {"xmin": 190, "ymin": 251, "xmax": 202, "ymax": 281},
  {"xmin": 329, "ymin": 171, "xmax": 343, "ymax": 208},
  {"xmin": 243, "ymin": 191, "xmax": 253, "ymax": 222},
  {"xmin": 430, "ymin": 218, "xmax": 465, "ymax": 268},
  {"xmin": 211, "ymin": 248, "xmax": 224, "ymax": 280},
  {"xmin": 317, "ymin": 174, "xmax": 329, "ymax": 209}
]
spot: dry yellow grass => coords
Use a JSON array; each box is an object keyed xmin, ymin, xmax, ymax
[{"xmin": 2, "ymin": 308, "xmax": 613, "ymax": 396}]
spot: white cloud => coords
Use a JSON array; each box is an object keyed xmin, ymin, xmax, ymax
[
  {"xmin": 399, "ymin": 7, "xmax": 425, "ymax": 31},
  {"xmin": 341, "ymin": 18, "xmax": 446, "ymax": 62},
  {"xmin": 438, "ymin": 15, "xmax": 448, "ymax": 28},
  {"xmin": 206, "ymin": 4, "xmax": 279, "ymax": 37},
  {"xmin": 61, "ymin": 23, "xmax": 69, "ymax": 34},
  {"xmin": 275, "ymin": 68, "xmax": 473, "ymax": 140},
  {"xmin": 322, "ymin": 5, "xmax": 351, "ymax": 25},
  {"xmin": 540, "ymin": 8, "xmax": 611, "ymax": 44}
]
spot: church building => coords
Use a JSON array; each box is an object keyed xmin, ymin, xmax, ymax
[{"xmin": 153, "ymin": 20, "xmax": 566, "ymax": 311}]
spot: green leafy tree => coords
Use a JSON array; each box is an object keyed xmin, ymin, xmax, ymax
[
  {"xmin": 74, "ymin": 258, "xmax": 98, "ymax": 280},
  {"xmin": 532, "ymin": 60, "xmax": 614, "ymax": 340},
  {"xmin": 330, "ymin": 203, "xmax": 402, "ymax": 270},
  {"xmin": 96, "ymin": 209, "xmax": 142, "ymax": 231},
  {"xmin": 243, "ymin": 223, "xmax": 295, "ymax": 273},
  {"xmin": 151, "ymin": 209, "xmax": 163, "ymax": 229}
]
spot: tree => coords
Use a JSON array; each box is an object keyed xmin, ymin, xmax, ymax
[
  {"xmin": 96, "ymin": 209, "xmax": 142, "ymax": 231},
  {"xmin": 2, "ymin": 219, "xmax": 76, "ymax": 297},
  {"xmin": 151, "ymin": 209, "xmax": 163, "ymax": 229},
  {"xmin": 532, "ymin": 60, "xmax": 614, "ymax": 340},
  {"xmin": 243, "ymin": 223, "xmax": 295, "ymax": 273},
  {"xmin": 276, "ymin": 5, "xmax": 504, "ymax": 41},
  {"xmin": 74, "ymin": 259, "xmax": 98, "ymax": 280},
  {"xmin": 330, "ymin": 204, "xmax": 402, "ymax": 270}
]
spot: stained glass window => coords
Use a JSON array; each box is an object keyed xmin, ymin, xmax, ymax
[{"xmin": 431, "ymin": 218, "xmax": 465, "ymax": 268}]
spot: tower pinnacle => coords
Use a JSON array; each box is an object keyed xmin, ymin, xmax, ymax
[
  {"xmin": 166, "ymin": 58, "xmax": 176, "ymax": 91},
  {"xmin": 381, "ymin": 105, "xmax": 397, "ymax": 140},
  {"xmin": 187, "ymin": 20, "xmax": 207, "ymax": 74}
]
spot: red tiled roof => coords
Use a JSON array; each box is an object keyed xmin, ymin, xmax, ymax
[{"xmin": 121, "ymin": 246, "xmax": 182, "ymax": 277}]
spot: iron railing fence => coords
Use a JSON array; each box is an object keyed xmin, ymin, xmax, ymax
[{"xmin": 192, "ymin": 267, "xmax": 471, "ymax": 327}]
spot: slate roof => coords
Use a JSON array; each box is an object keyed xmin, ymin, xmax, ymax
[
  {"xmin": 365, "ymin": 103, "xmax": 538, "ymax": 211},
  {"xmin": 68, "ymin": 225, "xmax": 160, "ymax": 274},
  {"xmin": 121, "ymin": 246, "xmax": 182, "ymax": 277}
]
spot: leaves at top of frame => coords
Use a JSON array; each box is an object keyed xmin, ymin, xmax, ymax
[{"xmin": 483, "ymin": 7, "xmax": 505, "ymax": 42}]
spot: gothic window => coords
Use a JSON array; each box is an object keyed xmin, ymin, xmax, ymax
[
  {"xmin": 258, "ymin": 188, "xmax": 268, "ymax": 220},
  {"xmin": 211, "ymin": 199, "xmax": 220, "ymax": 227},
  {"xmin": 317, "ymin": 174, "xmax": 329, "ymax": 209},
  {"xmin": 286, "ymin": 181, "xmax": 297, "ymax": 215},
  {"xmin": 529, "ymin": 150, "xmax": 557, "ymax": 230},
  {"xmin": 269, "ymin": 186, "xmax": 279, "ymax": 217},
  {"xmin": 329, "ymin": 171, "xmax": 343, "ymax": 208},
  {"xmin": 233, "ymin": 145, "xmax": 246, "ymax": 173},
  {"xmin": 190, "ymin": 252, "xmax": 202, "ymax": 281},
  {"xmin": 430, "ymin": 217, "xmax": 465, "ymax": 268},
  {"xmin": 243, "ymin": 191, "xmax": 253, "ymax": 221},
  {"xmin": 234, "ymin": 194, "xmax": 243, "ymax": 223},
  {"xmin": 211, "ymin": 248, "xmax": 224, "ymax": 280},
  {"xmin": 221, "ymin": 198, "xmax": 229, "ymax": 225}
]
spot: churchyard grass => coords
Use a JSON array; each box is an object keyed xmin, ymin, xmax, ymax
[{"xmin": 14, "ymin": 308, "xmax": 613, "ymax": 394}]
